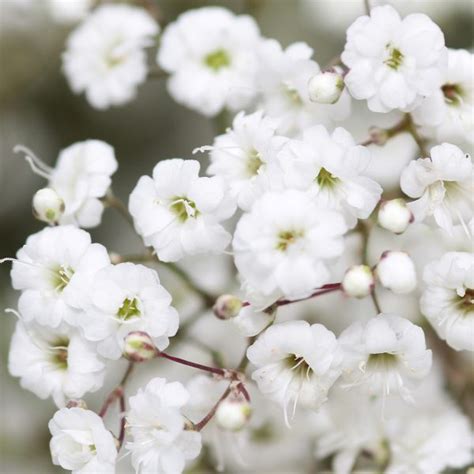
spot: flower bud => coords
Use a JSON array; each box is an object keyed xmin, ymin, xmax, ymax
[
  {"xmin": 123, "ymin": 331, "xmax": 157, "ymax": 362},
  {"xmin": 376, "ymin": 251, "xmax": 417, "ymax": 294},
  {"xmin": 308, "ymin": 71, "xmax": 344, "ymax": 104},
  {"xmin": 213, "ymin": 294, "xmax": 243, "ymax": 320},
  {"xmin": 215, "ymin": 398, "xmax": 252, "ymax": 431},
  {"xmin": 342, "ymin": 265, "xmax": 374, "ymax": 298},
  {"xmin": 378, "ymin": 199, "xmax": 413, "ymax": 234},
  {"xmin": 32, "ymin": 188, "xmax": 64, "ymax": 225}
]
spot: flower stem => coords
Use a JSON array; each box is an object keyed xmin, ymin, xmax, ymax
[
  {"xmin": 99, "ymin": 362, "xmax": 134, "ymax": 418},
  {"xmin": 158, "ymin": 351, "xmax": 226, "ymax": 377},
  {"xmin": 194, "ymin": 385, "xmax": 232, "ymax": 431}
]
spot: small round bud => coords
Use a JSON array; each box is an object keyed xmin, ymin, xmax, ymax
[
  {"xmin": 308, "ymin": 71, "xmax": 344, "ymax": 104},
  {"xmin": 215, "ymin": 398, "xmax": 252, "ymax": 431},
  {"xmin": 66, "ymin": 399, "xmax": 87, "ymax": 409},
  {"xmin": 342, "ymin": 265, "xmax": 374, "ymax": 298},
  {"xmin": 368, "ymin": 126, "xmax": 389, "ymax": 146},
  {"xmin": 378, "ymin": 199, "xmax": 413, "ymax": 234},
  {"xmin": 32, "ymin": 187, "xmax": 64, "ymax": 225},
  {"xmin": 213, "ymin": 294, "xmax": 243, "ymax": 320},
  {"xmin": 123, "ymin": 331, "xmax": 157, "ymax": 362},
  {"xmin": 376, "ymin": 251, "xmax": 417, "ymax": 294}
]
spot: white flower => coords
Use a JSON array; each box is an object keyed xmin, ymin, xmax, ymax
[
  {"xmin": 126, "ymin": 377, "xmax": 202, "ymax": 474},
  {"xmin": 75, "ymin": 262, "xmax": 179, "ymax": 359},
  {"xmin": 17, "ymin": 140, "xmax": 118, "ymax": 228},
  {"xmin": 32, "ymin": 187, "xmax": 65, "ymax": 225},
  {"xmin": 206, "ymin": 110, "xmax": 288, "ymax": 211},
  {"xmin": 275, "ymin": 126, "xmax": 382, "ymax": 228},
  {"xmin": 342, "ymin": 5, "xmax": 447, "ymax": 112},
  {"xmin": 63, "ymin": 5, "xmax": 158, "ymax": 109},
  {"xmin": 9, "ymin": 321, "xmax": 106, "ymax": 407},
  {"xmin": 157, "ymin": 6, "xmax": 261, "ymax": 117},
  {"xmin": 377, "ymin": 198, "xmax": 413, "ymax": 234},
  {"xmin": 308, "ymin": 70, "xmax": 345, "ymax": 104},
  {"xmin": 421, "ymin": 252, "xmax": 474, "ymax": 351},
  {"xmin": 49, "ymin": 407, "xmax": 117, "ymax": 474},
  {"xmin": 400, "ymin": 143, "xmax": 473, "ymax": 234},
  {"xmin": 257, "ymin": 39, "xmax": 350, "ymax": 134},
  {"xmin": 412, "ymin": 49, "xmax": 474, "ymax": 145},
  {"xmin": 231, "ymin": 304, "xmax": 275, "ymax": 337},
  {"xmin": 233, "ymin": 189, "xmax": 347, "ymax": 300},
  {"xmin": 376, "ymin": 251, "xmax": 417, "ymax": 294},
  {"xmin": 342, "ymin": 265, "xmax": 375, "ymax": 298},
  {"xmin": 129, "ymin": 159, "xmax": 235, "ymax": 262},
  {"xmin": 338, "ymin": 314, "xmax": 432, "ymax": 401},
  {"xmin": 47, "ymin": 0, "xmax": 92, "ymax": 24},
  {"xmin": 11, "ymin": 225, "xmax": 110, "ymax": 327},
  {"xmin": 247, "ymin": 320, "xmax": 343, "ymax": 423}
]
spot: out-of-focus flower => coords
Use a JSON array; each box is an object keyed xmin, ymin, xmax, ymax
[
  {"xmin": 400, "ymin": 143, "xmax": 473, "ymax": 234},
  {"xmin": 231, "ymin": 304, "xmax": 275, "ymax": 337},
  {"xmin": 215, "ymin": 396, "xmax": 252, "ymax": 432},
  {"xmin": 421, "ymin": 251, "xmax": 474, "ymax": 351},
  {"xmin": 126, "ymin": 377, "xmax": 202, "ymax": 474},
  {"xmin": 49, "ymin": 407, "xmax": 116, "ymax": 474},
  {"xmin": 342, "ymin": 5, "xmax": 447, "ymax": 112},
  {"xmin": 376, "ymin": 251, "xmax": 417, "ymax": 294},
  {"xmin": 63, "ymin": 5, "xmax": 158, "ymax": 109},
  {"xmin": 158, "ymin": 6, "xmax": 261, "ymax": 117},
  {"xmin": 129, "ymin": 159, "xmax": 235, "ymax": 262}
]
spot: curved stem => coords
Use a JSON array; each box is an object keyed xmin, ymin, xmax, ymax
[
  {"xmin": 158, "ymin": 351, "xmax": 226, "ymax": 377},
  {"xmin": 194, "ymin": 385, "xmax": 232, "ymax": 431},
  {"xmin": 99, "ymin": 362, "xmax": 134, "ymax": 418}
]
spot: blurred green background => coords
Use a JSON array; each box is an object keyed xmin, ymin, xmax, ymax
[{"xmin": 0, "ymin": 0, "xmax": 472, "ymax": 472}]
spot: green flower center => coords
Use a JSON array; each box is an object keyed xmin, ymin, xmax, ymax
[
  {"xmin": 276, "ymin": 230, "xmax": 304, "ymax": 252},
  {"xmin": 247, "ymin": 149, "xmax": 264, "ymax": 176},
  {"xmin": 118, "ymin": 297, "xmax": 141, "ymax": 321},
  {"xmin": 50, "ymin": 338, "xmax": 69, "ymax": 370},
  {"xmin": 52, "ymin": 265, "xmax": 75, "ymax": 292},
  {"xmin": 285, "ymin": 355, "xmax": 312, "ymax": 377},
  {"xmin": 170, "ymin": 197, "xmax": 199, "ymax": 222},
  {"xmin": 442, "ymin": 83, "xmax": 463, "ymax": 106},
  {"xmin": 456, "ymin": 288, "xmax": 474, "ymax": 315},
  {"xmin": 283, "ymin": 83, "xmax": 303, "ymax": 106},
  {"xmin": 366, "ymin": 352, "xmax": 398, "ymax": 371},
  {"xmin": 316, "ymin": 167, "xmax": 339, "ymax": 188},
  {"xmin": 384, "ymin": 45, "xmax": 404, "ymax": 70},
  {"xmin": 204, "ymin": 49, "xmax": 231, "ymax": 71}
]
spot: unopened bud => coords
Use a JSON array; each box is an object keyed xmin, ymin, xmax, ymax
[
  {"xmin": 215, "ymin": 397, "xmax": 252, "ymax": 431},
  {"xmin": 308, "ymin": 71, "xmax": 344, "ymax": 104},
  {"xmin": 378, "ymin": 199, "xmax": 413, "ymax": 234},
  {"xmin": 376, "ymin": 251, "xmax": 417, "ymax": 294},
  {"xmin": 123, "ymin": 331, "xmax": 157, "ymax": 362},
  {"xmin": 32, "ymin": 188, "xmax": 64, "ymax": 224},
  {"xmin": 342, "ymin": 265, "xmax": 374, "ymax": 298},
  {"xmin": 66, "ymin": 399, "xmax": 87, "ymax": 409},
  {"xmin": 368, "ymin": 126, "xmax": 389, "ymax": 146},
  {"xmin": 213, "ymin": 294, "xmax": 243, "ymax": 320}
]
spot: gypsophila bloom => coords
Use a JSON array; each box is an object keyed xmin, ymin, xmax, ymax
[
  {"xmin": 257, "ymin": 39, "xmax": 350, "ymax": 134},
  {"xmin": 129, "ymin": 159, "xmax": 235, "ymax": 262},
  {"xmin": 377, "ymin": 198, "xmax": 413, "ymax": 234},
  {"xmin": 376, "ymin": 251, "xmax": 417, "ymax": 294},
  {"xmin": 47, "ymin": 0, "xmax": 92, "ymax": 23},
  {"xmin": 342, "ymin": 5, "xmax": 447, "ymax": 113},
  {"xmin": 126, "ymin": 377, "xmax": 202, "ymax": 474},
  {"xmin": 49, "ymin": 407, "xmax": 116, "ymax": 473},
  {"xmin": 400, "ymin": 143, "xmax": 473, "ymax": 234},
  {"xmin": 247, "ymin": 321, "xmax": 343, "ymax": 423},
  {"xmin": 421, "ymin": 252, "xmax": 474, "ymax": 351},
  {"xmin": 63, "ymin": 4, "xmax": 158, "ymax": 109},
  {"xmin": 157, "ymin": 6, "xmax": 261, "ymax": 117},
  {"xmin": 206, "ymin": 110, "xmax": 288, "ymax": 211},
  {"xmin": 339, "ymin": 314, "xmax": 432, "ymax": 401},
  {"xmin": 233, "ymin": 189, "xmax": 347, "ymax": 300},
  {"xmin": 276, "ymin": 126, "xmax": 382, "ymax": 228},
  {"xmin": 412, "ymin": 49, "xmax": 474, "ymax": 145},
  {"xmin": 231, "ymin": 304, "xmax": 275, "ymax": 337},
  {"xmin": 74, "ymin": 262, "xmax": 179, "ymax": 359},
  {"xmin": 11, "ymin": 225, "xmax": 110, "ymax": 327},
  {"xmin": 9, "ymin": 320, "xmax": 106, "ymax": 407}
]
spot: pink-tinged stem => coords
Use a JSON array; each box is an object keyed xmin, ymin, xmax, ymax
[
  {"xmin": 158, "ymin": 351, "xmax": 225, "ymax": 377},
  {"xmin": 194, "ymin": 385, "xmax": 233, "ymax": 432}
]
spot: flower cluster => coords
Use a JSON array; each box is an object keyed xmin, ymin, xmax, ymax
[{"xmin": 3, "ymin": 2, "xmax": 473, "ymax": 474}]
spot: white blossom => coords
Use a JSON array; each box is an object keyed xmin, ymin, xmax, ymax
[
  {"xmin": 338, "ymin": 314, "xmax": 432, "ymax": 401},
  {"xmin": 247, "ymin": 320, "xmax": 343, "ymax": 423},
  {"xmin": 412, "ymin": 49, "xmax": 474, "ymax": 145},
  {"xmin": 376, "ymin": 251, "xmax": 417, "ymax": 294},
  {"xmin": 47, "ymin": 0, "xmax": 92, "ymax": 24},
  {"xmin": 49, "ymin": 407, "xmax": 117, "ymax": 474},
  {"xmin": 157, "ymin": 6, "xmax": 261, "ymax": 117},
  {"xmin": 9, "ymin": 320, "xmax": 106, "ymax": 407},
  {"xmin": 421, "ymin": 251, "xmax": 474, "ymax": 351},
  {"xmin": 126, "ymin": 377, "xmax": 202, "ymax": 474},
  {"xmin": 231, "ymin": 304, "xmax": 275, "ymax": 337},
  {"xmin": 10, "ymin": 225, "xmax": 110, "ymax": 327},
  {"xmin": 233, "ymin": 189, "xmax": 347, "ymax": 300},
  {"xmin": 400, "ymin": 143, "xmax": 473, "ymax": 234},
  {"xmin": 206, "ymin": 110, "xmax": 288, "ymax": 211},
  {"xmin": 342, "ymin": 5, "xmax": 447, "ymax": 112},
  {"xmin": 129, "ymin": 158, "xmax": 235, "ymax": 262},
  {"xmin": 257, "ymin": 39, "xmax": 351, "ymax": 134},
  {"xmin": 74, "ymin": 262, "xmax": 179, "ymax": 359},
  {"xmin": 377, "ymin": 198, "xmax": 413, "ymax": 234},
  {"xmin": 63, "ymin": 4, "xmax": 158, "ymax": 109}
]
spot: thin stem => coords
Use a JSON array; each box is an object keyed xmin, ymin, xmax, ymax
[
  {"xmin": 371, "ymin": 290, "xmax": 382, "ymax": 314},
  {"xmin": 277, "ymin": 283, "xmax": 341, "ymax": 307},
  {"xmin": 99, "ymin": 362, "xmax": 134, "ymax": 418},
  {"xmin": 158, "ymin": 351, "xmax": 225, "ymax": 377},
  {"xmin": 364, "ymin": 0, "xmax": 371, "ymax": 14},
  {"xmin": 103, "ymin": 192, "xmax": 135, "ymax": 229},
  {"xmin": 405, "ymin": 113, "xmax": 429, "ymax": 157},
  {"xmin": 118, "ymin": 394, "xmax": 127, "ymax": 448},
  {"xmin": 194, "ymin": 385, "xmax": 232, "ymax": 431}
]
